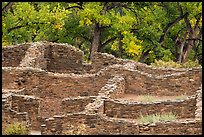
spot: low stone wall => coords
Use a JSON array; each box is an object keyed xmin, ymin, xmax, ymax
[
  {"xmin": 104, "ymin": 96, "xmax": 196, "ymax": 119},
  {"xmin": 125, "ymin": 68, "xmax": 202, "ymax": 96},
  {"xmin": 96, "ymin": 115, "xmax": 202, "ymax": 135},
  {"xmin": 2, "ymin": 93, "xmax": 12, "ymax": 110},
  {"xmin": 11, "ymin": 94, "xmax": 40, "ymax": 130},
  {"xmin": 85, "ymin": 75, "xmax": 125, "ymax": 114},
  {"xmin": 2, "ymin": 43, "xmax": 30, "ymax": 67},
  {"xmin": 2, "ymin": 42, "xmax": 91, "ymax": 74},
  {"xmin": 91, "ymin": 52, "xmax": 123, "ymax": 73},
  {"xmin": 2, "ymin": 67, "xmax": 108, "ymax": 97},
  {"xmin": 40, "ymin": 113, "xmax": 202, "ymax": 135},
  {"xmin": 2, "ymin": 109, "xmax": 30, "ymax": 135},
  {"xmin": 138, "ymin": 119, "xmax": 202, "ymax": 135},
  {"xmin": 91, "ymin": 51, "xmax": 202, "ymax": 76},
  {"xmin": 2, "ymin": 93, "xmax": 30, "ymax": 134},
  {"xmin": 2, "ymin": 41, "xmax": 202, "ymax": 76},
  {"xmin": 3, "ymin": 88, "xmax": 26, "ymax": 95},
  {"xmin": 61, "ymin": 96, "xmax": 96, "ymax": 113},
  {"xmin": 94, "ymin": 63, "xmax": 202, "ymax": 96},
  {"xmin": 41, "ymin": 113, "xmax": 88, "ymax": 135}
]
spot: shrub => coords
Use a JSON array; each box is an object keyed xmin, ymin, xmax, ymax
[
  {"xmin": 4, "ymin": 122, "xmax": 29, "ymax": 135},
  {"xmin": 137, "ymin": 112, "xmax": 177, "ymax": 124},
  {"xmin": 182, "ymin": 60, "xmax": 201, "ymax": 68},
  {"xmin": 151, "ymin": 59, "xmax": 201, "ymax": 68}
]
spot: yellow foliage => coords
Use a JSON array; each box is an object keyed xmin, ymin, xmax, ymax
[
  {"xmin": 111, "ymin": 40, "xmax": 119, "ymax": 51},
  {"xmin": 54, "ymin": 23, "xmax": 63, "ymax": 30},
  {"xmin": 151, "ymin": 60, "xmax": 201, "ymax": 68},
  {"xmin": 122, "ymin": 31, "xmax": 128, "ymax": 35}
]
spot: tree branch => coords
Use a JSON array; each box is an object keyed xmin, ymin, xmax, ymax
[
  {"xmin": 194, "ymin": 13, "xmax": 202, "ymax": 32},
  {"xmin": 186, "ymin": 38, "xmax": 202, "ymax": 41},
  {"xmin": 177, "ymin": 2, "xmax": 183, "ymax": 16},
  {"xmin": 65, "ymin": 5, "xmax": 83, "ymax": 10},
  {"xmin": 2, "ymin": 2, "xmax": 14, "ymax": 14},
  {"xmin": 100, "ymin": 36, "xmax": 118, "ymax": 49},
  {"xmin": 7, "ymin": 25, "xmax": 25, "ymax": 33},
  {"xmin": 159, "ymin": 12, "xmax": 188, "ymax": 44}
]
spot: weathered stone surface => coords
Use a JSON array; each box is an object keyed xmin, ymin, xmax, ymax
[{"xmin": 2, "ymin": 42, "xmax": 202, "ymax": 135}]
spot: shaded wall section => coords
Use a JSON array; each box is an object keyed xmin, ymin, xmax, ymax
[{"xmin": 2, "ymin": 44, "xmax": 30, "ymax": 67}]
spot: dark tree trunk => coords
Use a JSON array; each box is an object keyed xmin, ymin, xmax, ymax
[
  {"xmin": 90, "ymin": 22, "xmax": 100, "ymax": 61},
  {"xmin": 138, "ymin": 49, "xmax": 151, "ymax": 63},
  {"xmin": 177, "ymin": 2, "xmax": 202, "ymax": 63},
  {"xmin": 178, "ymin": 31, "xmax": 188, "ymax": 63}
]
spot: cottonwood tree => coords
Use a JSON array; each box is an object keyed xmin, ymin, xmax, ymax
[{"xmin": 2, "ymin": 2, "xmax": 202, "ymax": 64}]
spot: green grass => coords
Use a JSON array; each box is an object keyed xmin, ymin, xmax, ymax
[
  {"xmin": 173, "ymin": 94, "xmax": 187, "ymax": 100},
  {"xmin": 136, "ymin": 95, "xmax": 187, "ymax": 102},
  {"xmin": 137, "ymin": 112, "xmax": 177, "ymax": 124},
  {"xmin": 4, "ymin": 122, "xmax": 29, "ymax": 135},
  {"xmin": 137, "ymin": 95, "xmax": 157, "ymax": 102}
]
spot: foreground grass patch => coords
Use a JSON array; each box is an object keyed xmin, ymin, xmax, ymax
[
  {"xmin": 137, "ymin": 95, "xmax": 157, "ymax": 102},
  {"xmin": 137, "ymin": 112, "xmax": 177, "ymax": 124},
  {"xmin": 173, "ymin": 95, "xmax": 187, "ymax": 100},
  {"xmin": 4, "ymin": 122, "xmax": 29, "ymax": 135}
]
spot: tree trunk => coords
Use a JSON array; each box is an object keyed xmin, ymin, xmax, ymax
[
  {"xmin": 178, "ymin": 31, "xmax": 188, "ymax": 63},
  {"xmin": 177, "ymin": 2, "xmax": 202, "ymax": 63},
  {"xmin": 182, "ymin": 41, "xmax": 193, "ymax": 63},
  {"xmin": 90, "ymin": 23, "xmax": 100, "ymax": 61}
]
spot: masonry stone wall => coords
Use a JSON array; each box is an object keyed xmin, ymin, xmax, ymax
[
  {"xmin": 124, "ymin": 68, "xmax": 202, "ymax": 96},
  {"xmin": 2, "ymin": 42, "xmax": 92, "ymax": 74},
  {"xmin": 85, "ymin": 75, "xmax": 125, "ymax": 114},
  {"xmin": 96, "ymin": 115, "xmax": 202, "ymax": 135},
  {"xmin": 2, "ymin": 93, "xmax": 30, "ymax": 134},
  {"xmin": 91, "ymin": 52, "xmax": 123, "ymax": 73},
  {"xmin": 2, "ymin": 67, "xmax": 108, "ymax": 97},
  {"xmin": 91, "ymin": 52, "xmax": 202, "ymax": 76},
  {"xmin": 2, "ymin": 42, "xmax": 202, "ymax": 135},
  {"xmin": 2, "ymin": 41, "xmax": 202, "ymax": 76},
  {"xmin": 195, "ymin": 86, "xmax": 202, "ymax": 119},
  {"xmin": 40, "ymin": 113, "xmax": 202, "ymax": 135},
  {"xmin": 2, "ymin": 93, "xmax": 12, "ymax": 110},
  {"xmin": 61, "ymin": 96, "xmax": 96, "ymax": 113},
  {"xmin": 10, "ymin": 95, "xmax": 40, "ymax": 130},
  {"xmin": 19, "ymin": 42, "xmax": 48, "ymax": 69},
  {"xmin": 5, "ymin": 63, "xmax": 199, "ymax": 98},
  {"xmin": 45, "ymin": 43, "xmax": 84, "ymax": 74},
  {"xmin": 2, "ymin": 43, "xmax": 30, "ymax": 67},
  {"xmin": 40, "ymin": 113, "xmax": 88, "ymax": 135},
  {"xmin": 104, "ymin": 96, "xmax": 196, "ymax": 119},
  {"xmin": 2, "ymin": 109, "xmax": 30, "ymax": 134},
  {"xmin": 93, "ymin": 63, "xmax": 202, "ymax": 96}
]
